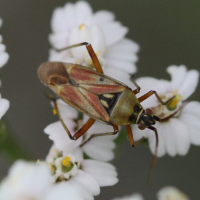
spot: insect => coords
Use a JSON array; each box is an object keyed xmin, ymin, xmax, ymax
[{"xmin": 38, "ymin": 42, "xmax": 180, "ymax": 162}]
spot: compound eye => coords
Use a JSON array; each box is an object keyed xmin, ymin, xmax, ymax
[
  {"xmin": 129, "ymin": 114, "xmax": 136, "ymax": 121},
  {"xmin": 145, "ymin": 108, "xmax": 153, "ymax": 116},
  {"xmin": 138, "ymin": 123, "xmax": 146, "ymax": 130}
]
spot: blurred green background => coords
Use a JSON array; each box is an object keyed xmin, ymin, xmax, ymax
[{"xmin": 0, "ymin": 0, "xmax": 200, "ymax": 199}]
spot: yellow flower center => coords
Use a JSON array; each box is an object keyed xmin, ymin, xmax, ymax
[
  {"xmin": 166, "ymin": 94, "xmax": 183, "ymax": 111},
  {"xmin": 152, "ymin": 90, "xmax": 183, "ymax": 118},
  {"xmin": 79, "ymin": 24, "xmax": 85, "ymax": 30},
  {"xmin": 62, "ymin": 156, "xmax": 71, "ymax": 167}
]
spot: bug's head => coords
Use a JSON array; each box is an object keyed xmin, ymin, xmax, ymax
[{"xmin": 137, "ymin": 108, "xmax": 156, "ymax": 130}]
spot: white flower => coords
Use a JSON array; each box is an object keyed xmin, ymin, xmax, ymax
[
  {"xmin": 0, "ymin": 160, "xmax": 52, "ymax": 200},
  {"xmin": 157, "ymin": 186, "xmax": 189, "ymax": 200},
  {"xmin": 45, "ymin": 99, "xmax": 117, "ymax": 161},
  {"xmin": 54, "ymin": 155, "xmax": 78, "ymax": 180},
  {"xmin": 48, "ymin": 1, "xmax": 139, "ymax": 85},
  {"xmin": 0, "ymin": 94, "xmax": 9, "ymax": 119},
  {"xmin": 111, "ymin": 186, "xmax": 189, "ymax": 200},
  {"xmin": 131, "ymin": 65, "xmax": 199, "ymax": 157},
  {"xmin": 44, "ymin": 182, "xmax": 84, "ymax": 200},
  {"xmin": 112, "ymin": 193, "xmax": 143, "ymax": 200},
  {"xmin": 46, "ymin": 145, "xmax": 118, "ymax": 200},
  {"xmin": 0, "ymin": 18, "xmax": 10, "ymax": 118},
  {"xmin": 0, "ymin": 18, "xmax": 9, "ymax": 68}
]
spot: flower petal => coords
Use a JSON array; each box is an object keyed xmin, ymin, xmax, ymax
[
  {"xmin": 178, "ymin": 69, "xmax": 199, "ymax": 100},
  {"xmin": 167, "ymin": 65, "xmax": 187, "ymax": 91},
  {"xmin": 101, "ymin": 22, "xmax": 128, "ymax": 46},
  {"xmin": 44, "ymin": 120, "xmax": 81, "ymax": 151},
  {"xmin": 157, "ymin": 186, "xmax": 189, "ymax": 200},
  {"xmin": 93, "ymin": 10, "xmax": 115, "ymax": 25},
  {"xmin": 0, "ymin": 51, "xmax": 9, "ymax": 68},
  {"xmin": 82, "ymin": 160, "xmax": 118, "ymax": 186},
  {"xmin": 106, "ymin": 38, "xmax": 139, "ymax": 63},
  {"xmin": 104, "ymin": 67, "xmax": 134, "ymax": 87},
  {"xmin": 51, "ymin": 6, "xmax": 70, "ymax": 32},
  {"xmin": 56, "ymin": 99, "xmax": 78, "ymax": 120},
  {"xmin": 105, "ymin": 58, "xmax": 136, "ymax": 74},
  {"xmin": 131, "ymin": 125, "xmax": 149, "ymax": 141},
  {"xmin": 0, "ymin": 98, "xmax": 9, "ymax": 119},
  {"xmin": 45, "ymin": 182, "xmax": 83, "ymax": 200},
  {"xmin": 148, "ymin": 123, "xmax": 166, "ymax": 157},
  {"xmin": 135, "ymin": 77, "xmax": 170, "ymax": 108},
  {"xmin": 71, "ymin": 169, "xmax": 100, "ymax": 196},
  {"xmin": 82, "ymin": 121, "xmax": 116, "ymax": 161},
  {"xmin": 49, "ymin": 31, "xmax": 69, "ymax": 49},
  {"xmin": 74, "ymin": 1, "xmax": 93, "ymax": 25},
  {"xmin": 149, "ymin": 119, "xmax": 190, "ymax": 157},
  {"xmin": 179, "ymin": 101, "xmax": 200, "ymax": 145}
]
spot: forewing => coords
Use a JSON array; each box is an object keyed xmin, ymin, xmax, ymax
[
  {"xmin": 59, "ymin": 85, "xmax": 109, "ymax": 123},
  {"xmin": 66, "ymin": 64, "xmax": 127, "ymax": 86},
  {"xmin": 57, "ymin": 64, "xmax": 127, "ymax": 124}
]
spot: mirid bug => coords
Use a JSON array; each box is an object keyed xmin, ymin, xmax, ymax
[{"xmin": 38, "ymin": 42, "xmax": 181, "ymax": 164}]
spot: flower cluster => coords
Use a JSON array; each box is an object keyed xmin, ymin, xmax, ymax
[
  {"xmin": 132, "ymin": 65, "xmax": 200, "ymax": 157},
  {"xmin": 48, "ymin": 0, "xmax": 139, "ymax": 86},
  {"xmin": 0, "ymin": 160, "xmax": 189, "ymax": 200},
  {"xmin": 0, "ymin": 18, "xmax": 9, "ymax": 119},
  {"xmin": 113, "ymin": 186, "xmax": 189, "ymax": 200},
  {"xmin": 0, "ymin": 0, "xmax": 199, "ymax": 200}
]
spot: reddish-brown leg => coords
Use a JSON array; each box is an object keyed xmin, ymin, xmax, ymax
[
  {"xmin": 138, "ymin": 90, "xmax": 174, "ymax": 105},
  {"xmin": 126, "ymin": 125, "xmax": 145, "ymax": 146},
  {"xmin": 72, "ymin": 117, "xmax": 95, "ymax": 140},
  {"xmin": 50, "ymin": 95, "xmax": 95, "ymax": 140},
  {"xmin": 80, "ymin": 126, "xmax": 119, "ymax": 147},
  {"xmin": 53, "ymin": 42, "xmax": 106, "ymax": 139},
  {"xmin": 55, "ymin": 42, "xmax": 103, "ymax": 74}
]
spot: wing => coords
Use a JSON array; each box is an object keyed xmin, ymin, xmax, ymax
[{"xmin": 51, "ymin": 64, "xmax": 127, "ymax": 124}]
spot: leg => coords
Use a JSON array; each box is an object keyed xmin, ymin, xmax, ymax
[
  {"xmin": 130, "ymin": 76, "xmax": 140, "ymax": 95},
  {"xmin": 153, "ymin": 101, "xmax": 188, "ymax": 122},
  {"xmin": 147, "ymin": 125, "xmax": 158, "ymax": 186},
  {"xmin": 50, "ymin": 95, "xmax": 95, "ymax": 140},
  {"xmin": 138, "ymin": 90, "xmax": 174, "ymax": 105},
  {"xmin": 73, "ymin": 117, "xmax": 95, "ymax": 140},
  {"xmin": 80, "ymin": 126, "xmax": 119, "ymax": 147},
  {"xmin": 55, "ymin": 42, "xmax": 103, "ymax": 74},
  {"xmin": 126, "ymin": 125, "xmax": 145, "ymax": 147}
]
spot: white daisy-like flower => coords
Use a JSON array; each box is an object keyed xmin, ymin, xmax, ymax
[
  {"xmin": 0, "ymin": 160, "xmax": 85, "ymax": 200},
  {"xmin": 0, "ymin": 94, "xmax": 9, "ymax": 119},
  {"xmin": 54, "ymin": 154, "xmax": 78, "ymax": 180},
  {"xmin": 0, "ymin": 18, "xmax": 10, "ymax": 118},
  {"xmin": 46, "ymin": 145, "xmax": 118, "ymax": 200},
  {"xmin": 0, "ymin": 160, "xmax": 52, "ymax": 200},
  {"xmin": 111, "ymin": 186, "xmax": 189, "ymax": 200},
  {"xmin": 48, "ymin": 1, "xmax": 139, "ymax": 85},
  {"xmin": 0, "ymin": 18, "xmax": 9, "ymax": 68},
  {"xmin": 44, "ymin": 182, "xmax": 84, "ymax": 200},
  {"xmin": 157, "ymin": 186, "xmax": 189, "ymax": 200},
  {"xmin": 131, "ymin": 65, "xmax": 199, "ymax": 157},
  {"xmin": 45, "ymin": 99, "xmax": 117, "ymax": 162}
]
